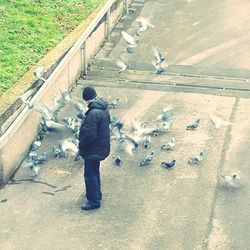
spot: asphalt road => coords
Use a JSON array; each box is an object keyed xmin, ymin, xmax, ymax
[{"xmin": 1, "ymin": 0, "xmax": 250, "ymax": 249}]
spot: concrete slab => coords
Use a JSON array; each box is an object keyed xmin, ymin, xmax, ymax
[{"xmin": 0, "ymin": 84, "xmax": 239, "ymax": 249}]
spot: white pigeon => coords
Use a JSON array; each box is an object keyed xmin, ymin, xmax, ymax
[
  {"xmin": 131, "ymin": 118, "xmax": 150, "ymax": 136},
  {"xmin": 61, "ymin": 138, "xmax": 79, "ymax": 156},
  {"xmin": 120, "ymin": 138, "xmax": 138, "ymax": 156},
  {"xmin": 116, "ymin": 57, "xmax": 129, "ymax": 72},
  {"xmin": 121, "ymin": 31, "xmax": 137, "ymax": 47},
  {"xmin": 136, "ymin": 17, "xmax": 155, "ymax": 32},
  {"xmin": 221, "ymin": 173, "xmax": 240, "ymax": 188}
]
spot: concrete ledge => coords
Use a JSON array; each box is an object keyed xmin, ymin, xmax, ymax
[{"xmin": 0, "ymin": 0, "xmax": 132, "ymax": 187}]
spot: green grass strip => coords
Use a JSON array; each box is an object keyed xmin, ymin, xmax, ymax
[{"xmin": 0, "ymin": 0, "xmax": 104, "ymax": 96}]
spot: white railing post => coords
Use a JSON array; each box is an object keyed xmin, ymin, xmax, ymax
[{"xmin": 83, "ymin": 41, "xmax": 88, "ymax": 76}]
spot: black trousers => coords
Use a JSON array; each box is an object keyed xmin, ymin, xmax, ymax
[{"xmin": 84, "ymin": 159, "xmax": 102, "ymax": 206}]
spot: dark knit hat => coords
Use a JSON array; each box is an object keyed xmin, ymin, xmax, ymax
[{"xmin": 82, "ymin": 86, "xmax": 97, "ymax": 101}]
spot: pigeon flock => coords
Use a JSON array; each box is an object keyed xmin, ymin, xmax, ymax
[
  {"xmin": 109, "ymin": 100, "xmax": 204, "ymax": 171},
  {"xmin": 116, "ymin": 16, "xmax": 167, "ymax": 74},
  {"xmin": 18, "ymin": 14, "xmax": 237, "ymax": 192}
]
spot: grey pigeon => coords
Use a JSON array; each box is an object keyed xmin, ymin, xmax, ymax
[
  {"xmin": 140, "ymin": 151, "xmax": 154, "ymax": 166},
  {"xmin": 33, "ymin": 152, "xmax": 47, "ymax": 165},
  {"xmin": 161, "ymin": 137, "xmax": 175, "ymax": 150},
  {"xmin": 30, "ymin": 139, "xmax": 42, "ymax": 151},
  {"xmin": 54, "ymin": 90, "xmax": 71, "ymax": 108},
  {"xmin": 143, "ymin": 136, "xmax": 151, "ymax": 149},
  {"xmin": 53, "ymin": 145, "xmax": 67, "ymax": 158},
  {"xmin": 188, "ymin": 152, "xmax": 204, "ymax": 165},
  {"xmin": 107, "ymin": 98, "xmax": 120, "ymax": 109},
  {"xmin": 186, "ymin": 119, "xmax": 200, "ymax": 130},
  {"xmin": 34, "ymin": 65, "xmax": 46, "ymax": 82},
  {"xmin": 152, "ymin": 46, "xmax": 166, "ymax": 74}
]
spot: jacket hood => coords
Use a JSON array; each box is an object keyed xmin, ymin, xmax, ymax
[{"xmin": 88, "ymin": 97, "xmax": 108, "ymax": 110}]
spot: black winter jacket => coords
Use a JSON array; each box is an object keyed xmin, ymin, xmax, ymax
[{"xmin": 78, "ymin": 98, "xmax": 110, "ymax": 161}]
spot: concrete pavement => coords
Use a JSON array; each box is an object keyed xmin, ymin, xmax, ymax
[{"xmin": 1, "ymin": 0, "xmax": 250, "ymax": 249}]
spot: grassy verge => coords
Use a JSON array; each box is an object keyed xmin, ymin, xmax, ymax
[{"xmin": 0, "ymin": 0, "xmax": 104, "ymax": 96}]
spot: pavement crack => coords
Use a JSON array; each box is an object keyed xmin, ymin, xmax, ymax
[
  {"xmin": 9, "ymin": 178, "xmax": 57, "ymax": 189},
  {"xmin": 202, "ymin": 97, "xmax": 239, "ymax": 249}
]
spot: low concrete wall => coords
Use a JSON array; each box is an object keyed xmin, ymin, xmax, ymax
[{"xmin": 0, "ymin": 0, "xmax": 130, "ymax": 186}]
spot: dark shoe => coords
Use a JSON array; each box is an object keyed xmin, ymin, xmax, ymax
[{"xmin": 81, "ymin": 202, "xmax": 100, "ymax": 211}]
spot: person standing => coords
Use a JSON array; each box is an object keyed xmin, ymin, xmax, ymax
[{"xmin": 79, "ymin": 86, "xmax": 110, "ymax": 211}]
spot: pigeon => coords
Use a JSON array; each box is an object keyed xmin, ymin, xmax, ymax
[
  {"xmin": 28, "ymin": 151, "xmax": 38, "ymax": 160},
  {"xmin": 35, "ymin": 104, "xmax": 56, "ymax": 121},
  {"xmin": 156, "ymin": 121, "xmax": 173, "ymax": 133},
  {"xmin": 209, "ymin": 115, "xmax": 231, "ymax": 129},
  {"xmin": 150, "ymin": 128, "xmax": 160, "ymax": 136},
  {"xmin": 24, "ymin": 152, "xmax": 47, "ymax": 175},
  {"xmin": 121, "ymin": 31, "xmax": 137, "ymax": 47},
  {"xmin": 143, "ymin": 136, "xmax": 151, "ymax": 149},
  {"xmin": 121, "ymin": 31, "xmax": 138, "ymax": 53},
  {"xmin": 33, "ymin": 152, "xmax": 47, "ymax": 165},
  {"xmin": 61, "ymin": 138, "xmax": 79, "ymax": 156},
  {"xmin": 76, "ymin": 111, "xmax": 86, "ymax": 120},
  {"xmin": 120, "ymin": 136, "xmax": 139, "ymax": 156},
  {"xmin": 156, "ymin": 106, "xmax": 172, "ymax": 122},
  {"xmin": 30, "ymin": 139, "xmax": 42, "ymax": 151},
  {"xmin": 63, "ymin": 117, "xmax": 81, "ymax": 133},
  {"xmin": 24, "ymin": 160, "xmax": 41, "ymax": 176},
  {"xmin": 53, "ymin": 145, "xmax": 67, "ymax": 158},
  {"xmin": 116, "ymin": 58, "xmax": 127, "ymax": 72},
  {"xmin": 139, "ymin": 151, "xmax": 154, "ymax": 166},
  {"xmin": 54, "ymin": 90, "xmax": 71, "ymax": 108},
  {"xmin": 116, "ymin": 54, "xmax": 129, "ymax": 73},
  {"xmin": 221, "ymin": 173, "xmax": 240, "ymax": 188},
  {"xmin": 136, "ymin": 17, "xmax": 155, "ymax": 35},
  {"xmin": 161, "ymin": 137, "xmax": 175, "ymax": 150},
  {"xmin": 188, "ymin": 152, "xmax": 204, "ymax": 165},
  {"xmin": 107, "ymin": 98, "xmax": 120, "ymax": 109},
  {"xmin": 113, "ymin": 156, "xmax": 122, "ymax": 166},
  {"xmin": 152, "ymin": 46, "xmax": 166, "ymax": 74},
  {"xmin": 41, "ymin": 118, "xmax": 64, "ymax": 132},
  {"xmin": 152, "ymin": 46, "xmax": 165, "ymax": 65},
  {"xmin": 72, "ymin": 100, "xmax": 87, "ymax": 113},
  {"xmin": 110, "ymin": 127, "xmax": 123, "ymax": 141},
  {"xmin": 111, "ymin": 117, "xmax": 124, "ymax": 134},
  {"xmin": 34, "ymin": 65, "xmax": 46, "ymax": 82},
  {"xmin": 161, "ymin": 160, "xmax": 176, "ymax": 169},
  {"xmin": 131, "ymin": 118, "xmax": 151, "ymax": 136},
  {"xmin": 186, "ymin": 119, "xmax": 200, "ymax": 130},
  {"xmin": 20, "ymin": 88, "xmax": 38, "ymax": 108}
]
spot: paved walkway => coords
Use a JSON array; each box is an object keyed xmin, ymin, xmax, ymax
[{"xmin": 1, "ymin": 0, "xmax": 250, "ymax": 249}]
